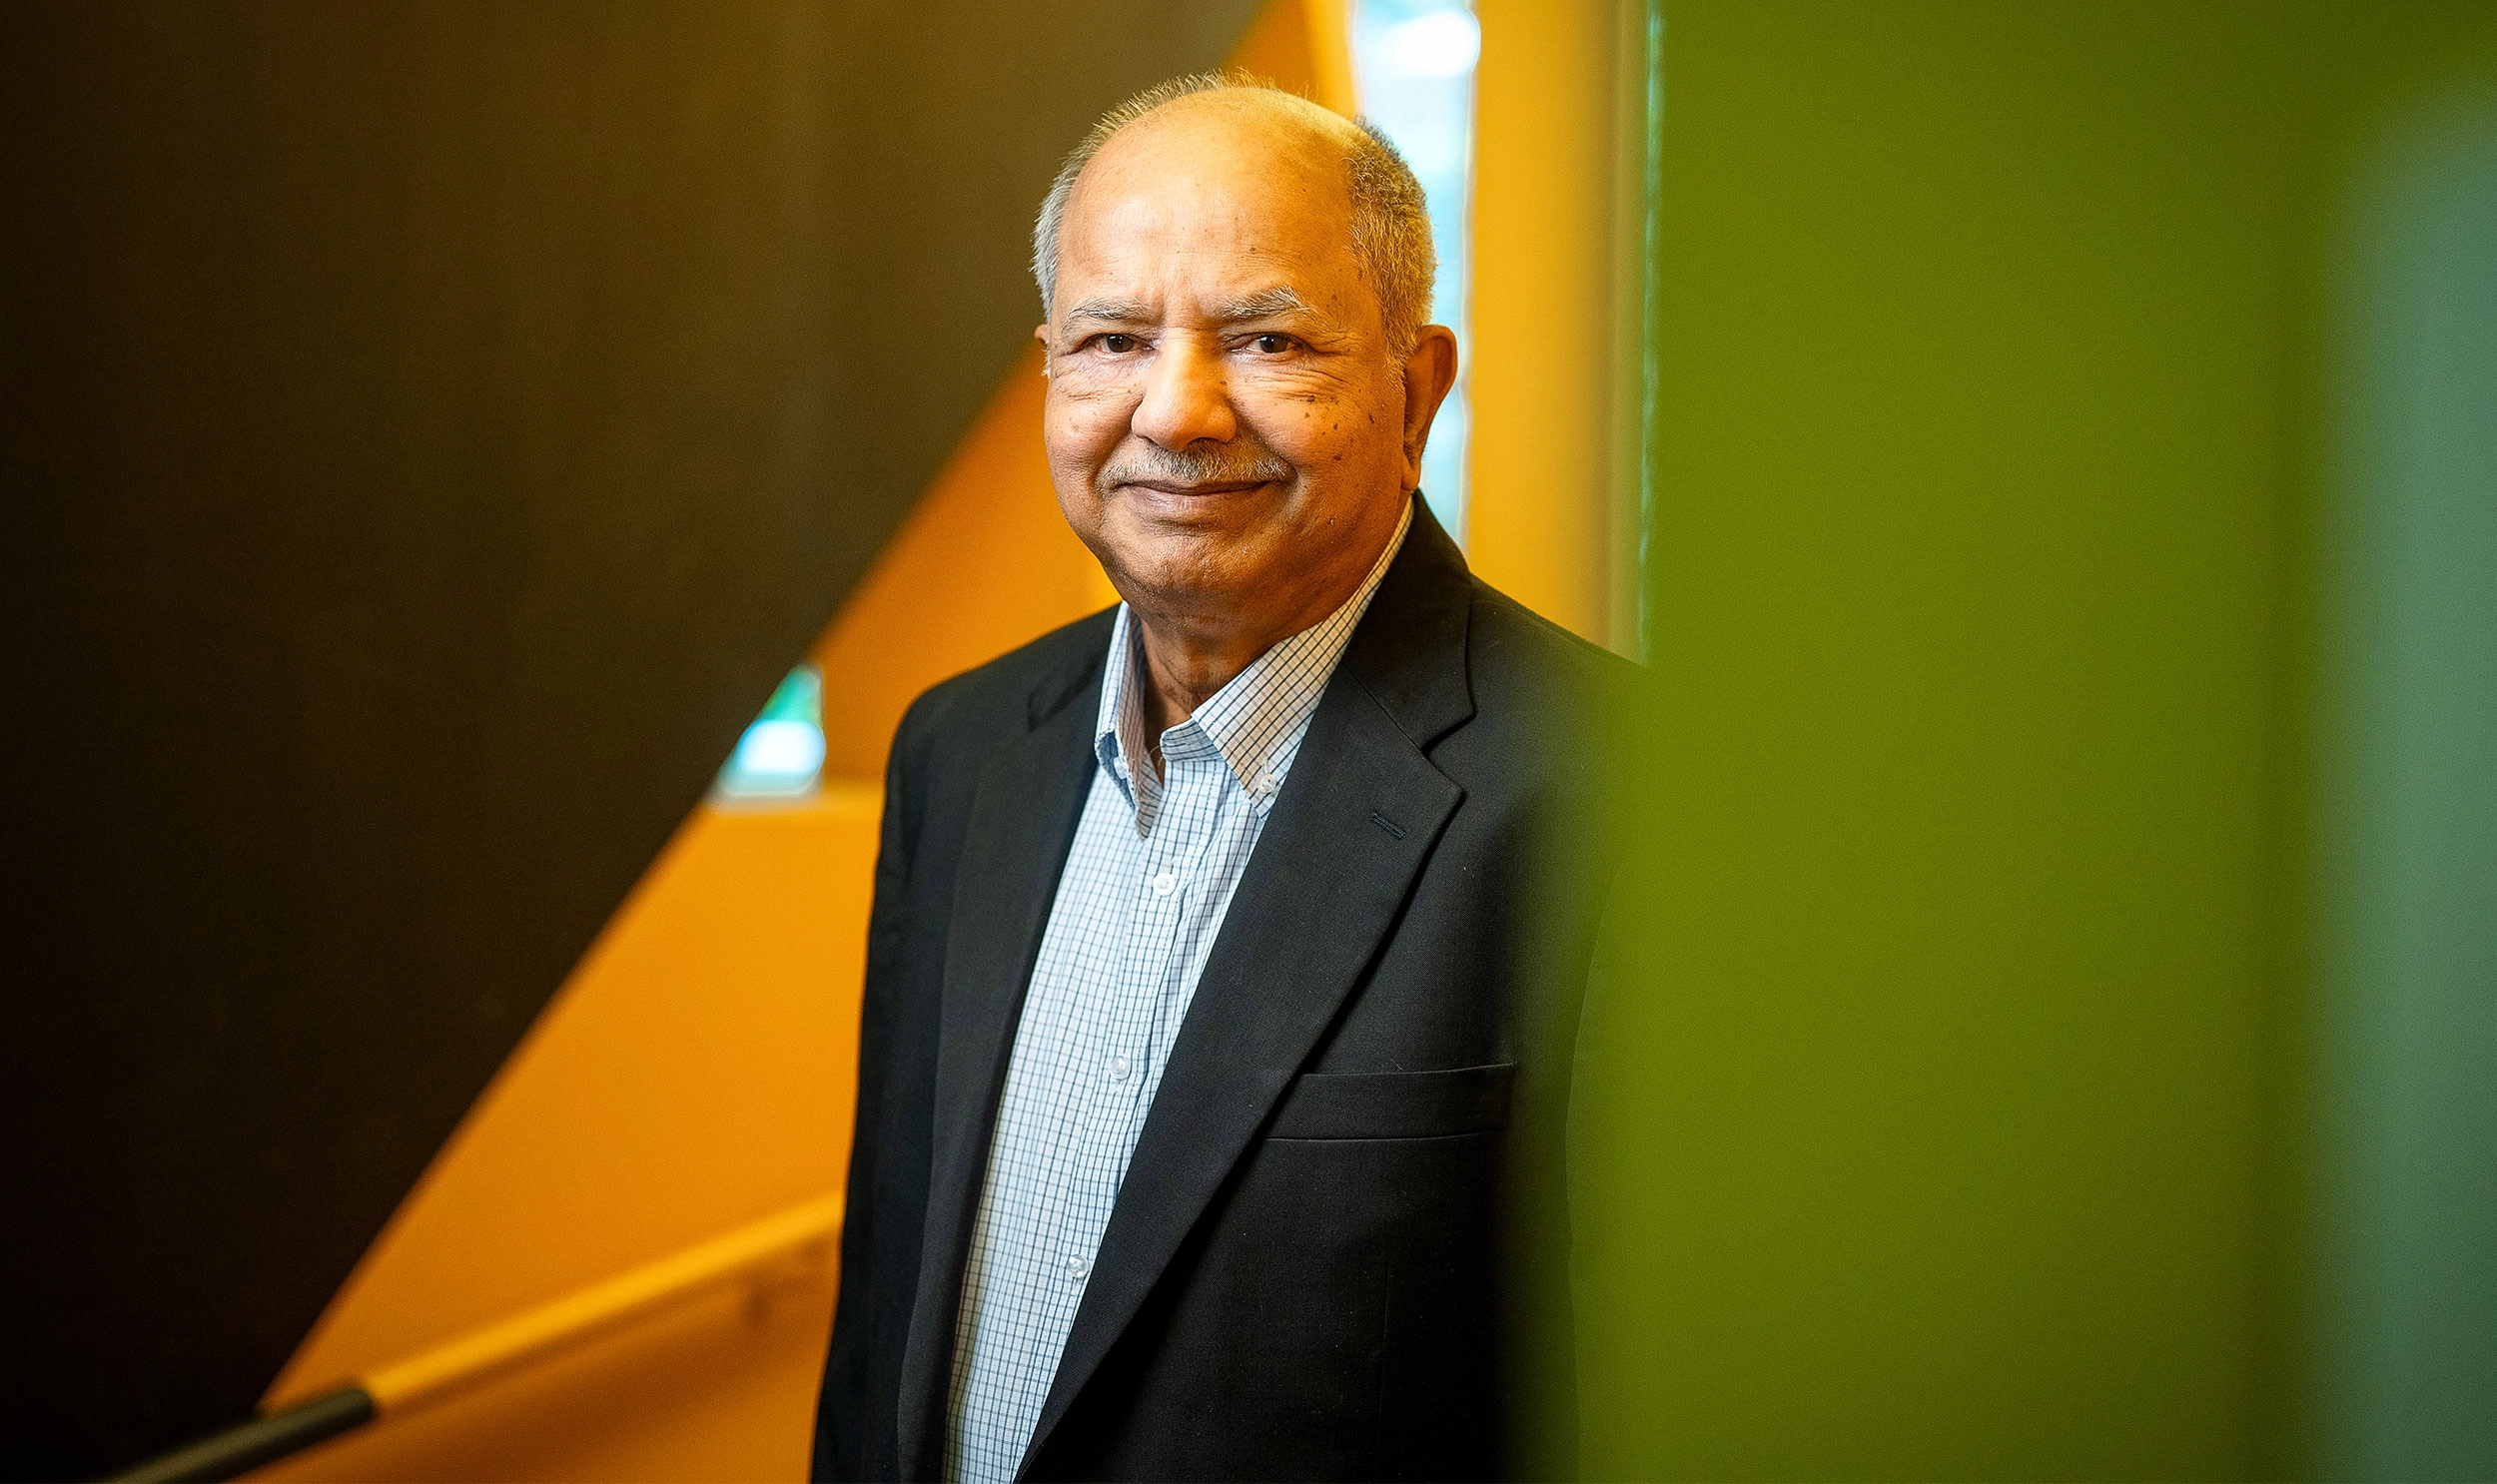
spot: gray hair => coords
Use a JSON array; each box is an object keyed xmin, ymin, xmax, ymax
[{"xmin": 1032, "ymin": 71, "xmax": 1437, "ymax": 360}]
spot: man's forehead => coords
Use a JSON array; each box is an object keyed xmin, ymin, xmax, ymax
[
  {"xmin": 1069, "ymin": 96, "xmax": 1353, "ymax": 236},
  {"xmin": 1050, "ymin": 90, "xmax": 1377, "ymax": 332},
  {"xmin": 1092, "ymin": 87, "xmax": 1356, "ymax": 176}
]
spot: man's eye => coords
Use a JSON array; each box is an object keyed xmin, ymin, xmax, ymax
[
  {"xmin": 1251, "ymin": 334, "xmax": 1293, "ymax": 355},
  {"xmin": 1099, "ymin": 334, "xmax": 1137, "ymax": 354}
]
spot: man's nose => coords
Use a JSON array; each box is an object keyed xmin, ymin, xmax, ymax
[{"xmin": 1131, "ymin": 333, "xmax": 1238, "ymax": 450}]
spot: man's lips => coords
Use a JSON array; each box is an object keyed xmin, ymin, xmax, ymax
[{"xmin": 1116, "ymin": 478, "xmax": 1275, "ymax": 496}]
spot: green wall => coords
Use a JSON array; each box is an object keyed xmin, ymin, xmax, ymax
[{"xmin": 1574, "ymin": 4, "xmax": 2497, "ymax": 1478}]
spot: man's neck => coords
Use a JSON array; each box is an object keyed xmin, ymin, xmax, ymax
[{"xmin": 1130, "ymin": 605, "xmax": 1291, "ymax": 746}]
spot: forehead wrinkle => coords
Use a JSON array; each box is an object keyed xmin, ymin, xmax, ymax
[{"xmin": 1061, "ymin": 112, "xmax": 1362, "ymax": 300}]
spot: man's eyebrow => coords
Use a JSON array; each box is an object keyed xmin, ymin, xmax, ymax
[
  {"xmin": 1060, "ymin": 297, "xmax": 1157, "ymax": 328},
  {"xmin": 1213, "ymin": 288, "xmax": 1315, "ymax": 321},
  {"xmin": 1058, "ymin": 287, "xmax": 1321, "ymax": 331}
]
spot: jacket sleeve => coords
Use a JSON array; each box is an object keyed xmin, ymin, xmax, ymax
[{"xmin": 811, "ymin": 693, "xmax": 931, "ymax": 1482}]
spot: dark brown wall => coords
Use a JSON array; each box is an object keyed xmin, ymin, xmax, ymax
[{"xmin": 0, "ymin": 3, "xmax": 1258, "ymax": 1475}]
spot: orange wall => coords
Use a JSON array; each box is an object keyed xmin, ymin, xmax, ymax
[{"xmin": 1467, "ymin": 0, "xmax": 1629, "ymax": 648}]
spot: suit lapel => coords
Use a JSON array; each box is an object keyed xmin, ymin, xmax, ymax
[
  {"xmin": 1018, "ymin": 498, "xmax": 1478, "ymax": 1473},
  {"xmin": 894, "ymin": 651, "xmax": 1104, "ymax": 1481}
]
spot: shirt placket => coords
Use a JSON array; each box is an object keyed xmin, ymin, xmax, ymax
[
  {"xmin": 1155, "ymin": 740, "xmax": 1244, "ymax": 1084},
  {"xmin": 1057, "ymin": 732, "xmax": 1191, "ymax": 1292}
]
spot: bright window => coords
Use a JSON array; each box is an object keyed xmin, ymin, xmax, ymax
[
  {"xmin": 714, "ymin": 664, "xmax": 825, "ymax": 802},
  {"xmin": 1350, "ymin": 0, "xmax": 1479, "ymax": 543}
]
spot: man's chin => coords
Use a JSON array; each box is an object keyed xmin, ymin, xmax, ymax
[{"xmin": 1098, "ymin": 527, "xmax": 1265, "ymax": 607}]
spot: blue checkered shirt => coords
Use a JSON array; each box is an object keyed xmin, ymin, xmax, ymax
[{"xmin": 944, "ymin": 503, "xmax": 1413, "ymax": 1483}]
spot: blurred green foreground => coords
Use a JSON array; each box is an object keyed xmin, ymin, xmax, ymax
[{"xmin": 1571, "ymin": 4, "xmax": 2497, "ymax": 1478}]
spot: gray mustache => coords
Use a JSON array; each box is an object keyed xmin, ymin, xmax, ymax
[{"xmin": 1100, "ymin": 441, "xmax": 1292, "ymax": 489}]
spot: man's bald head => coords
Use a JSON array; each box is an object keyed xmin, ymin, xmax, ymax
[{"xmin": 1033, "ymin": 73, "xmax": 1435, "ymax": 359}]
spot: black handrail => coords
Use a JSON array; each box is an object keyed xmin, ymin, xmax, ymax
[
  {"xmin": 94, "ymin": 1190, "xmax": 841, "ymax": 1482},
  {"xmin": 106, "ymin": 1388, "xmax": 375, "ymax": 1484}
]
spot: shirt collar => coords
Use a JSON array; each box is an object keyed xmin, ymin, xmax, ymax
[{"xmin": 1094, "ymin": 498, "xmax": 1413, "ymax": 831}]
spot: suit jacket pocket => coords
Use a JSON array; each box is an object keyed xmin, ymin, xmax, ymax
[{"xmin": 1265, "ymin": 1062, "xmax": 1516, "ymax": 1140}]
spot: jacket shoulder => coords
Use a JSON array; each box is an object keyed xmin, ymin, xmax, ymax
[{"xmin": 1462, "ymin": 579, "xmax": 1644, "ymax": 711}]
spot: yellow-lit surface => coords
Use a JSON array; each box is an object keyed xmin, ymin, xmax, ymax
[
  {"xmin": 1467, "ymin": 0, "xmax": 1623, "ymax": 645},
  {"xmin": 1258, "ymin": 0, "xmax": 1355, "ymax": 114},
  {"xmin": 360, "ymin": 1194, "xmax": 840, "ymax": 1413}
]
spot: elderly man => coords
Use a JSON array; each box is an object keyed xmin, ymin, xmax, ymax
[{"xmin": 814, "ymin": 75, "xmax": 1628, "ymax": 1482}]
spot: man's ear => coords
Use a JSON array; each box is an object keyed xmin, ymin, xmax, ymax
[
  {"xmin": 1035, "ymin": 323, "xmax": 1053, "ymax": 375},
  {"xmin": 1400, "ymin": 326, "xmax": 1461, "ymax": 481}
]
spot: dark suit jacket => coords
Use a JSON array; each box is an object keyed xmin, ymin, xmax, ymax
[{"xmin": 813, "ymin": 497, "xmax": 1632, "ymax": 1482}]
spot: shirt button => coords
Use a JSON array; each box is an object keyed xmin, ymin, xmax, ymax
[
  {"xmin": 1108, "ymin": 1055, "xmax": 1133, "ymax": 1084},
  {"xmin": 1257, "ymin": 772, "xmax": 1278, "ymax": 793},
  {"xmin": 1151, "ymin": 871, "xmax": 1176, "ymax": 896},
  {"xmin": 1066, "ymin": 1255, "xmax": 1091, "ymax": 1280}
]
